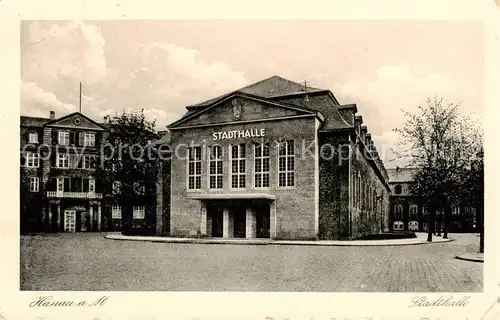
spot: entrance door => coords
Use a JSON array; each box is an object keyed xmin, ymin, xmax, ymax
[
  {"xmin": 64, "ymin": 210, "xmax": 76, "ymax": 232},
  {"xmin": 50, "ymin": 204, "xmax": 58, "ymax": 231},
  {"xmin": 208, "ymin": 204, "xmax": 223, "ymax": 237},
  {"xmin": 92, "ymin": 204, "xmax": 99, "ymax": 232},
  {"xmin": 256, "ymin": 204, "xmax": 270, "ymax": 238},
  {"xmin": 232, "ymin": 206, "xmax": 246, "ymax": 238},
  {"xmin": 79, "ymin": 211, "xmax": 88, "ymax": 232}
]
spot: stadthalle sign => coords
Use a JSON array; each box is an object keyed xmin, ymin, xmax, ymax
[{"xmin": 212, "ymin": 128, "xmax": 266, "ymax": 141}]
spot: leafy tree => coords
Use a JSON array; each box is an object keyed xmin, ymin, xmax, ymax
[
  {"xmin": 394, "ymin": 95, "xmax": 481, "ymax": 242},
  {"xmin": 95, "ymin": 110, "xmax": 160, "ymax": 235},
  {"xmin": 460, "ymin": 149, "xmax": 484, "ymax": 252}
]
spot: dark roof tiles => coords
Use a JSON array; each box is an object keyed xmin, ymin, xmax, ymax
[
  {"xmin": 238, "ymin": 75, "xmax": 324, "ymax": 98},
  {"xmin": 188, "ymin": 75, "xmax": 324, "ymax": 108},
  {"xmin": 20, "ymin": 116, "xmax": 50, "ymax": 127}
]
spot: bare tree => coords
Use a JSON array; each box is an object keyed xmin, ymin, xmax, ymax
[{"xmin": 394, "ymin": 95, "xmax": 482, "ymax": 242}]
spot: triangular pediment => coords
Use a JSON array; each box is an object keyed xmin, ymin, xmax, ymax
[
  {"xmin": 169, "ymin": 93, "xmax": 318, "ymax": 128},
  {"xmin": 45, "ymin": 112, "xmax": 107, "ymax": 131}
]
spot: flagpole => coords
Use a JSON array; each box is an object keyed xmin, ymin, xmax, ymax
[{"xmin": 79, "ymin": 82, "xmax": 82, "ymax": 113}]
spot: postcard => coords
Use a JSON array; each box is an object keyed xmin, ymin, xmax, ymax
[{"xmin": 1, "ymin": 1, "xmax": 499, "ymax": 320}]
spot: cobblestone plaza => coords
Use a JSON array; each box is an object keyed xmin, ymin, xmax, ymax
[{"xmin": 20, "ymin": 233, "xmax": 482, "ymax": 292}]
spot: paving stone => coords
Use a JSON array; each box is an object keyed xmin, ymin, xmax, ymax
[{"xmin": 20, "ymin": 233, "xmax": 482, "ymax": 292}]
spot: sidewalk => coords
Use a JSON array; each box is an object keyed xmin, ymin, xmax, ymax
[
  {"xmin": 105, "ymin": 232, "xmax": 453, "ymax": 246},
  {"xmin": 456, "ymin": 252, "xmax": 484, "ymax": 263}
]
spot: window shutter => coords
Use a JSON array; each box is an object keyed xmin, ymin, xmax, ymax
[
  {"xmin": 91, "ymin": 156, "xmax": 97, "ymax": 169},
  {"xmin": 51, "ymin": 152, "xmax": 57, "ymax": 167},
  {"xmin": 69, "ymin": 131, "xmax": 75, "ymax": 146},
  {"xmin": 52, "ymin": 130, "xmax": 58, "ymax": 145},
  {"xmin": 76, "ymin": 155, "xmax": 82, "ymax": 168},
  {"xmin": 79, "ymin": 132, "xmax": 84, "ymax": 146},
  {"xmin": 64, "ymin": 178, "xmax": 70, "ymax": 192},
  {"xmin": 68, "ymin": 154, "xmax": 74, "ymax": 168},
  {"xmin": 49, "ymin": 178, "xmax": 56, "ymax": 191},
  {"xmin": 95, "ymin": 132, "xmax": 101, "ymax": 147},
  {"xmin": 95, "ymin": 179, "xmax": 101, "ymax": 193}
]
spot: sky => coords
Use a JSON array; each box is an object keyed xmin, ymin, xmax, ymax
[{"xmin": 20, "ymin": 20, "xmax": 484, "ymax": 167}]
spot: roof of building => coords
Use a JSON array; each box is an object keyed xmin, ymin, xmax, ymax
[
  {"xmin": 20, "ymin": 116, "xmax": 50, "ymax": 127},
  {"xmin": 187, "ymin": 75, "xmax": 325, "ymax": 108},
  {"xmin": 168, "ymin": 90, "xmax": 324, "ymax": 129},
  {"xmin": 316, "ymin": 103, "xmax": 354, "ymax": 131},
  {"xmin": 238, "ymin": 75, "xmax": 324, "ymax": 98},
  {"xmin": 21, "ymin": 113, "xmax": 109, "ymax": 131},
  {"xmin": 153, "ymin": 130, "xmax": 171, "ymax": 145},
  {"xmin": 270, "ymin": 94, "xmax": 352, "ymax": 131},
  {"xmin": 387, "ymin": 167, "xmax": 417, "ymax": 183}
]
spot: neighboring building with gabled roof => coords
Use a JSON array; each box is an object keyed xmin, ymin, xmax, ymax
[{"xmin": 20, "ymin": 110, "xmax": 112, "ymax": 233}]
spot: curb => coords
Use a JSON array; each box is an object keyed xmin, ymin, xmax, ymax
[
  {"xmin": 455, "ymin": 254, "xmax": 484, "ymax": 263},
  {"xmin": 105, "ymin": 234, "xmax": 454, "ymax": 247}
]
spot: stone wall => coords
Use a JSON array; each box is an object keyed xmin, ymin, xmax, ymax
[
  {"xmin": 169, "ymin": 116, "xmax": 319, "ymax": 239},
  {"xmin": 317, "ymin": 133, "xmax": 350, "ymax": 239}
]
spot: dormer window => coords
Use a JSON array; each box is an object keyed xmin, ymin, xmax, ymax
[
  {"xmin": 394, "ymin": 184, "xmax": 402, "ymax": 195},
  {"xmin": 28, "ymin": 132, "xmax": 39, "ymax": 143}
]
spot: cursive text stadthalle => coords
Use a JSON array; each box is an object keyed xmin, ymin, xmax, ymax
[{"xmin": 409, "ymin": 295, "xmax": 470, "ymax": 307}]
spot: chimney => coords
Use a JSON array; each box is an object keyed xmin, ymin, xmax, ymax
[
  {"xmin": 103, "ymin": 115, "xmax": 108, "ymax": 124},
  {"xmin": 49, "ymin": 111, "xmax": 55, "ymax": 119}
]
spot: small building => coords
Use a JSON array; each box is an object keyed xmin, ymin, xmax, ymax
[
  {"xmin": 154, "ymin": 75, "xmax": 391, "ymax": 240},
  {"xmin": 387, "ymin": 167, "xmax": 426, "ymax": 231},
  {"xmin": 387, "ymin": 166, "xmax": 478, "ymax": 232},
  {"xmin": 20, "ymin": 111, "xmax": 109, "ymax": 233}
]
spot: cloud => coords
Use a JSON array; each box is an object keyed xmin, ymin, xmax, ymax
[
  {"xmin": 22, "ymin": 22, "xmax": 249, "ymax": 129},
  {"xmin": 371, "ymin": 131, "xmax": 413, "ymax": 168},
  {"xmin": 331, "ymin": 65, "xmax": 461, "ymax": 167},
  {"xmin": 107, "ymin": 41, "xmax": 249, "ymax": 127},
  {"xmin": 135, "ymin": 42, "xmax": 248, "ymax": 100},
  {"xmin": 22, "ymin": 21, "xmax": 108, "ymax": 84},
  {"xmin": 335, "ymin": 65, "xmax": 457, "ymax": 127},
  {"xmin": 21, "ymin": 81, "xmax": 76, "ymax": 117}
]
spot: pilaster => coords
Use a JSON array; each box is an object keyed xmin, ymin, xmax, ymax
[
  {"xmin": 270, "ymin": 201, "xmax": 277, "ymax": 239},
  {"xmin": 200, "ymin": 202, "xmax": 207, "ymax": 236},
  {"xmin": 223, "ymin": 208, "xmax": 229, "ymax": 238}
]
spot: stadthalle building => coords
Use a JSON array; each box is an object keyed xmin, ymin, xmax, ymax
[{"xmin": 155, "ymin": 76, "xmax": 391, "ymax": 240}]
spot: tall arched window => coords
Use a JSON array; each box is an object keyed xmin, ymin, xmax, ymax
[{"xmin": 394, "ymin": 204, "xmax": 403, "ymax": 220}]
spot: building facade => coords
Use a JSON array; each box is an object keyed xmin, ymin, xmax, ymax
[
  {"xmin": 388, "ymin": 167, "xmax": 478, "ymax": 232},
  {"xmin": 154, "ymin": 76, "xmax": 391, "ymax": 240},
  {"xmin": 20, "ymin": 111, "xmax": 114, "ymax": 233}
]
